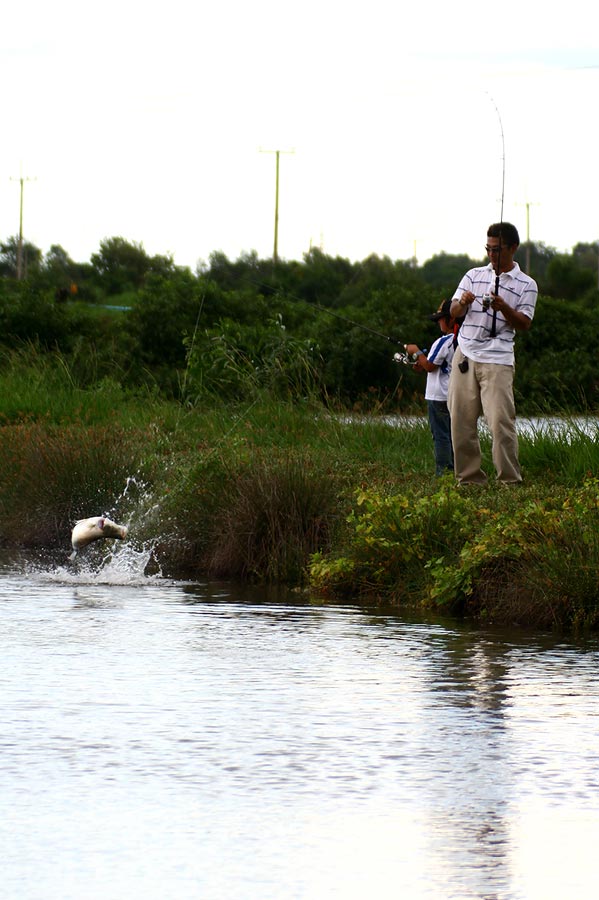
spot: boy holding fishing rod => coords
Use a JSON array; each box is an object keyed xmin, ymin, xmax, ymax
[
  {"xmin": 448, "ymin": 222, "xmax": 538, "ymax": 485},
  {"xmin": 406, "ymin": 299, "xmax": 457, "ymax": 476}
]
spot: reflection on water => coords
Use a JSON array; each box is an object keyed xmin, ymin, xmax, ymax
[{"xmin": 1, "ymin": 558, "xmax": 599, "ymax": 900}]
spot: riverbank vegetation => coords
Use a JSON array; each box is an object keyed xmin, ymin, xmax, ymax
[
  {"xmin": 0, "ymin": 348, "xmax": 598, "ymax": 632},
  {"xmin": 1, "ymin": 240, "xmax": 599, "ymax": 631}
]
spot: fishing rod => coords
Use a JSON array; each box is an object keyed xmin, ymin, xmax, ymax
[
  {"xmin": 300, "ymin": 297, "xmax": 419, "ymax": 366},
  {"xmin": 251, "ymin": 280, "xmax": 420, "ymax": 367},
  {"xmin": 487, "ymin": 93, "xmax": 506, "ymax": 338}
]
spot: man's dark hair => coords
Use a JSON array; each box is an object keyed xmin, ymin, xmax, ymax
[{"xmin": 487, "ymin": 222, "xmax": 520, "ymax": 247}]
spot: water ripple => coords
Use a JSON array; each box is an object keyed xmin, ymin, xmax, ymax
[{"xmin": 1, "ymin": 567, "xmax": 599, "ymax": 900}]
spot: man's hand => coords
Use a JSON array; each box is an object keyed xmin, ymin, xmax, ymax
[
  {"xmin": 490, "ymin": 294, "xmax": 532, "ymax": 331},
  {"xmin": 451, "ymin": 291, "xmax": 474, "ymax": 317}
]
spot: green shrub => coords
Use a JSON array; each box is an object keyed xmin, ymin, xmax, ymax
[
  {"xmin": 309, "ymin": 477, "xmax": 599, "ymax": 630},
  {"xmin": 184, "ymin": 315, "xmax": 322, "ymax": 404},
  {"xmin": 310, "ymin": 479, "xmax": 479, "ymax": 600}
]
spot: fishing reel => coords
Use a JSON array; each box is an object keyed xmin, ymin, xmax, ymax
[{"xmin": 393, "ymin": 347, "xmax": 420, "ymax": 367}]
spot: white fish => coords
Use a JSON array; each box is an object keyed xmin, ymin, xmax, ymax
[{"xmin": 69, "ymin": 516, "xmax": 128, "ymax": 560}]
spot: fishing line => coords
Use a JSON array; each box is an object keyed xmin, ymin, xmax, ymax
[
  {"xmin": 175, "ymin": 290, "xmax": 207, "ymax": 431},
  {"xmin": 308, "ymin": 302, "xmax": 416, "ymax": 365},
  {"xmin": 248, "ymin": 279, "xmax": 418, "ymax": 367},
  {"xmin": 294, "ymin": 295, "xmax": 408, "ymax": 349}
]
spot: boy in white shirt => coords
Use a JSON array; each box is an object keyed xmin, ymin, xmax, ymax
[{"xmin": 406, "ymin": 299, "xmax": 457, "ymax": 475}]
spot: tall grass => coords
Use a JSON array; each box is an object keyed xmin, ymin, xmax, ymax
[
  {"xmin": 518, "ymin": 417, "xmax": 599, "ymax": 481},
  {"xmin": 203, "ymin": 449, "xmax": 340, "ymax": 582},
  {"xmin": 2, "ymin": 344, "xmax": 599, "ymax": 629},
  {"xmin": 0, "ymin": 422, "xmax": 149, "ymax": 547},
  {"xmin": 0, "ymin": 344, "xmax": 172, "ymax": 427}
]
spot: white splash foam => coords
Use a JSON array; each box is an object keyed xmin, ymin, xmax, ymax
[{"xmin": 21, "ymin": 472, "xmax": 179, "ymax": 586}]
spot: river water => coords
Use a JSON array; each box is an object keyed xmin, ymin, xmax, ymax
[{"xmin": 2, "ymin": 549, "xmax": 599, "ymax": 900}]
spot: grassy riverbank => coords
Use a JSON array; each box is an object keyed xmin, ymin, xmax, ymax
[{"xmin": 1, "ymin": 350, "xmax": 599, "ymax": 631}]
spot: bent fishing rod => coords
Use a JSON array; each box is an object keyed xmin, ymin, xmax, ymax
[{"xmin": 487, "ymin": 92, "xmax": 506, "ymax": 337}]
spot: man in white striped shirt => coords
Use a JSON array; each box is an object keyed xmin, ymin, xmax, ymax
[{"xmin": 448, "ymin": 222, "xmax": 538, "ymax": 485}]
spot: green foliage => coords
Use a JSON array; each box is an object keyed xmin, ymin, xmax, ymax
[
  {"xmin": 290, "ymin": 247, "xmax": 356, "ymax": 306},
  {"xmin": 0, "ymin": 344, "xmax": 168, "ymax": 425},
  {"xmin": 518, "ymin": 418, "xmax": 599, "ymax": 480},
  {"xmin": 184, "ymin": 314, "xmax": 322, "ymax": 404},
  {"xmin": 0, "ymin": 235, "xmax": 42, "ymax": 278},
  {"xmin": 125, "ymin": 270, "xmax": 210, "ymax": 395},
  {"xmin": 545, "ymin": 253, "xmax": 596, "ymax": 300},
  {"xmin": 204, "ymin": 448, "xmax": 340, "ymax": 582},
  {"xmin": 429, "ymin": 480, "xmax": 599, "ymax": 629},
  {"xmin": 420, "ymin": 252, "xmax": 482, "ymax": 292},
  {"xmin": 336, "ymin": 255, "xmax": 422, "ymax": 307},
  {"xmin": 200, "ymin": 249, "xmax": 274, "ymax": 292},
  {"xmin": 90, "ymin": 237, "xmax": 177, "ymax": 295},
  {"xmin": 0, "ymin": 280, "xmax": 70, "ymax": 345},
  {"xmin": 572, "ymin": 241, "xmax": 599, "ymax": 267},
  {"xmin": 2, "ymin": 237, "xmax": 599, "ymax": 411},
  {"xmin": 310, "ymin": 479, "xmax": 478, "ymax": 600},
  {"xmin": 533, "ymin": 495, "xmax": 599, "ymax": 630},
  {"xmin": 516, "ymin": 295, "xmax": 599, "ymax": 410},
  {"xmin": 147, "ymin": 428, "xmax": 345, "ymax": 582},
  {"xmin": 426, "ymin": 498, "xmax": 551, "ymax": 610},
  {"xmin": 39, "ymin": 244, "xmax": 80, "ymax": 292},
  {"xmin": 310, "ymin": 476, "xmax": 599, "ymax": 631},
  {"xmin": 515, "ymin": 241, "xmax": 556, "ymax": 284}
]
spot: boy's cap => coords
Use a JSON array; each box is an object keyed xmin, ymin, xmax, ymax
[{"xmin": 429, "ymin": 299, "xmax": 452, "ymax": 321}]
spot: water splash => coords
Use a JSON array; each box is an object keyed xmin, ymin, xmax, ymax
[
  {"xmin": 27, "ymin": 540, "xmax": 161, "ymax": 586},
  {"xmin": 29, "ymin": 473, "xmax": 171, "ymax": 586}
]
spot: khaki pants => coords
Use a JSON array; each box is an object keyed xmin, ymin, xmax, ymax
[{"xmin": 448, "ymin": 347, "xmax": 521, "ymax": 485}]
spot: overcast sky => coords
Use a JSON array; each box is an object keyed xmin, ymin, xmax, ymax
[{"xmin": 1, "ymin": 1, "xmax": 598, "ymax": 270}]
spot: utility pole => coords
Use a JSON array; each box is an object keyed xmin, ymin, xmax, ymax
[
  {"xmin": 259, "ymin": 148, "xmax": 294, "ymax": 265},
  {"xmin": 517, "ymin": 200, "xmax": 539, "ymax": 275},
  {"xmin": 10, "ymin": 170, "xmax": 36, "ymax": 280},
  {"xmin": 411, "ymin": 238, "xmax": 420, "ymax": 268}
]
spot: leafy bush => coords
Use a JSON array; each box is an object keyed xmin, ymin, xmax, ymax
[
  {"xmin": 310, "ymin": 479, "xmax": 479, "ymax": 600},
  {"xmin": 310, "ymin": 478, "xmax": 599, "ymax": 630}
]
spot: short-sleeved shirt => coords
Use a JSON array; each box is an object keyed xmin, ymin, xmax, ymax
[
  {"xmin": 452, "ymin": 262, "xmax": 538, "ymax": 365},
  {"xmin": 425, "ymin": 333, "xmax": 455, "ymax": 401}
]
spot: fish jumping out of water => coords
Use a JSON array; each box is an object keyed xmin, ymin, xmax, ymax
[{"xmin": 69, "ymin": 516, "xmax": 128, "ymax": 561}]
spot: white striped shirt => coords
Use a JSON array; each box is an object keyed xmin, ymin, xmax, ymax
[{"xmin": 452, "ymin": 262, "xmax": 538, "ymax": 365}]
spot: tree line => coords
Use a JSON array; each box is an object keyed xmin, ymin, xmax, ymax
[{"xmin": 1, "ymin": 234, "xmax": 598, "ymax": 412}]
